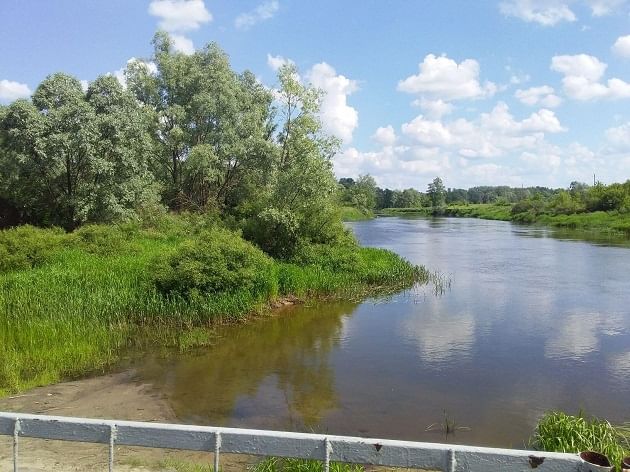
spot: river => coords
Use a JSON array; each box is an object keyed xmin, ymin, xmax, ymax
[{"xmin": 134, "ymin": 217, "xmax": 630, "ymax": 448}]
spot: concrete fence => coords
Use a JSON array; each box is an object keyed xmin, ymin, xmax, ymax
[{"xmin": 0, "ymin": 411, "xmax": 589, "ymax": 472}]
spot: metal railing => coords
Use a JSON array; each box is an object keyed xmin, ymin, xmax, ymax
[{"xmin": 1, "ymin": 411, "xmax": 588, "ymax": 471}]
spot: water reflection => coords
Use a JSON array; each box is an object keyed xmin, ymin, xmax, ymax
[
  {"xmin": 139, "ymin": 301, "xmax": 358, "ymax": 431},
  {"xmin": 545, "ymin": 312, "xmax": 625, "ymax": 361}
]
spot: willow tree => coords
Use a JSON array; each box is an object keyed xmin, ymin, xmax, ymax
[
  {"xmin": 0, "ymin": 73, "xmax": 159, "ymax": 228},
  {"xmin": 126, "ymin": 32, "xmax": 275, "ymax": 212}
]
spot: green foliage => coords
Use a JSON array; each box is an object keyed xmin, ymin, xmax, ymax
[
  {"xmin": 532, "ymin": 412, "xmax": 630, "ymax": 471},
  {"xmin": 71, "ymin": 224, "xmax": 129, "ymax": 256},
  {"xmin": 0, "ymin": 225, "xmax": 66, "ymax": 273},
  {"xmin": 427, "ymin": 176, "xmax": 446, "ymax": 208},
  {"xmin": 153, "ymin": 228, "xmax": 274, "ymax": 298},
  {"xmin": 252, "ymin": 457, "xmax": 363, "ymax": 472},
  {"xmin": 244, "ymin": 207, "xmax": 300, "ymax": 259}
]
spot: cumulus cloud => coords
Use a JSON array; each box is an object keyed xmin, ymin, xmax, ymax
[
  {"xmin": 586, "ymin": 0, "xmax": 626, "ymax": 15},
  {"xmin": 307, "ymin": 63, "xmax": 359, "ymax": 143},
  {"xmin": 148, "ymin": 0, "xmax": 212, "ymax": 31},
  {"xmin": 266, "ymin": 53, "xmax": 294, "ymax": 72},
  {"xmin": 112, "ymin": 58, "xmax": 158, "ymax": 88},
  {"xmin": 551, "ymin": 54, "xmax": 630, "ymax": 100},
  {"xmin": 235, "ymin": 1, "xmax": 279, "ymax": 30},
  {"xmin": 0, "ymin": 79, "xmax": 32, "ymax": 102},
  {"xmin": 169, "ymin": 34, "xmax": 195, "ymax": 54},
  {"xmin": 515, "ymin": 85, "xmax": 562, "ymax": 107},
  {"xmin": 499, "ymin": 0, "xmax": 576, "ymax": 26},
  {"xmin": 414, "ymin": 98, "xmax": 454, "ymax": 119},
  {"xmin": 372, "ymin": 125, "xmax": 397, "ymax": 146},
  {"xmin": 612, "ymin": 35, "xmax": 630, "ymax": 58},
  {"xmin": 398, "ymin": 54, "xmax": 496, "ymax": 102},
  {"xmin": 148, "ymin": 0, "xmax": 211, "ymax": 54},
  {"xmin": 333, "ymin": 102, "xmax": 576, "ymax": 189},
  {"xmin": 402, "ymin": 102, "xmax": 565, "ymax": 156},
  {"xmin": 605, "ymin": 122, "xmax": 630, "ymax": 150},
  {"xmin": 498, "ymin": 0, "xmax": 625, "ymax": 25}
]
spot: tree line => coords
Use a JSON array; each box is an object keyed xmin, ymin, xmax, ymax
[
  {"xmin": 0, "ymin": 33, "xmax": 346, "ymax": 258},
  {"xmin": 339, "ymin": 175, "xmax": 630, "ymax": 215}
]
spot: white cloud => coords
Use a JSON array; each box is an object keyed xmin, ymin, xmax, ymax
[
  {"xmin": 148, "ymin": 0, "xmax": 212, "ymax": 32},
  {"xmin": 612, "ymin": 35, "xmax": 630, "ymax": 58},
  {"xmin": 605, "ymin": 122, "xmax": 630, "ymax": 149},
  {"xmin": 551, "ymin": 54, "xmax": 630, "ymax": 100},
  {"xmin": 266, "ymin": 53, "xmax": 294, "ymax": 72},
  {"xmin": 398, "ymin": 54, "xmax": 496, "ymax": 101},
  {"xmin": 112, "ymin": 58, "xmax": 158, "ymax": 88},
  {"xmin": 498, "ymin": 0, "xmax": 625, "ymax": 25},
  {"xmin": 372, "ymin": 125, "xmax": 397, "ymax": 146},
  {"xmin": 80, "ymin": 80, "xmax": 89, "ymax": 92},
  {"xmin": 333, "ymin": 101, "xmax": 575, "ymax": 188},
  {"xmin": 307, "ymin": 62, "xmax": 359, "ymax": 143},
  {"xmin": 586, "ymin": 0, "xmax": 626, "ymax": 15},
  {"xmin": 169, "ymin": 33, "xmax": 195, "ymax": 54},
  {"xmin": 402, "ymin": 102, "xmax": 565, "ymax": 157},
  {"xmin": 499, "ymin": 0, "xmax": 576, "ymax": 26},
  {"xmin": 0, "ymin": 79, "xmax": 32, "ymax": 102},
  {"xmin": 235, "ymin": 1, "xmax": 279, "ymax": 30},
  {"xmin": 414, "ymin": 98, "xmax": 454, "ymax": 119},
  {"xmin": 515, "ymin": 85, "xmax": 563, "ymax": 107},
  {"xmin": 551, "ymin": 54, "xmax": 607, "ymax": 81}
]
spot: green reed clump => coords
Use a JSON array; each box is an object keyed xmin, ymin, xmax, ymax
[
  {"xmin": 532, "ymin": 412, "xmax": 630, "ymax": 471},
  {"xmin": 0, "ymin": 216, "xmax": 426, "ymax": 396},
  {"xmin": 252, "ymin": 457, "xmax": 363, "ymax": 472}
]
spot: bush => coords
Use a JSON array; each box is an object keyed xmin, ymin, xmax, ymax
[
  {"xmin": 0, "ymin": 225, "xmax": 66, "ymax": 273},
  {"xmin": 153, "ymin": 228, "xmax": 275, "ymax": 298},
  {"xmin": 71, "ymin": 224, "xmax": 128, "ymax": 255},
  {"xmin": 291, "ymin": 242, "xmax": 361, "ymax": 273},
  {"xmin": 244, "ymin": 208, "xmax": 300, "ymax": 260}
]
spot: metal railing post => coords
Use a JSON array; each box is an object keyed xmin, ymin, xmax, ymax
[
  {"xmin": 214, "ymin": 431, "xmax": 222, "ymax": 472},
  {"xmin": 324, "ymin": 437, "xmax": 331, "ymax": 472},
  {"xmin": 445, "ymin": 448, "xmax": 456, "ymax": 472},
  {"xmin": 109, "ymin": 424, "xmax": 117, "ymax": 472},
  {"xmin": 13, "ymin": 418, "xmax": 20, "ymax": 472}
]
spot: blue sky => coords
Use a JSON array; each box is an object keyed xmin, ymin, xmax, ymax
[{"xmin": 1, "ymin": 0, "xmax": 630, "ymax": 190}]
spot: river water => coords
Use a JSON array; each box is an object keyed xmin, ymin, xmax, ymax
[{"xmin": 135, "ymin": 217, "xmax": 630, "ymax": 448}]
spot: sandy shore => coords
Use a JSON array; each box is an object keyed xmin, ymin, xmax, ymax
[{"xmin": 0, "ymin": 370, "xmax": 252, "ymax": 471}]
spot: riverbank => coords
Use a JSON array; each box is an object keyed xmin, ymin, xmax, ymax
[
  {"xmin": 379, "ymin": 204, "xmax": 630, "ymax": 235},
  {"xmin": 0, "ymin": 370, "xmax": 255, "ymax": 471},
  {"xmin": 0, "ymin": 215, "xmax": 426, "ymax": 397}
]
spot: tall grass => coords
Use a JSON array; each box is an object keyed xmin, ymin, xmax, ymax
[
  {"xmin": 532, "ymin": 412, "xmax": 630, "ymax": 471},
  {"xmin": 0, "ymin": 220, "xmax": 427, "ymax": 396},
  {"xmin": 251, "ymin": 457, "xmax": 363, "ymax": 472}
]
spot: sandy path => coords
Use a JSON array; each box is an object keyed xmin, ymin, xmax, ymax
[{"xmin": 0, "ymin": 370, "xmax": 253, "ymax": 471}]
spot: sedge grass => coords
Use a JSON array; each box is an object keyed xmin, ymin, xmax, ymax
[{"xmin": 531, "ymin": 412, "xmax": 630, "ymax": 471}]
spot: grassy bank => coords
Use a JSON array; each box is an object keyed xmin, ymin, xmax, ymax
[
  {"xmin": 0, "ymin": 216, "xmax": 426, "ymax": 396},
  {"xmin": 339, "ymin": 206, "xmax": 374, "ymax": 221},
  {"xmin": 379, "ymin": 204, "xmax": 630, "ymax": 235},
  {"xmin": 533, "ymin": 412, "xmax": 630, "ymax": 471}
]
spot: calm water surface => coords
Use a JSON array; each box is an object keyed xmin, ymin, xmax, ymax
[{"xmin": 135, "ymin": 217, "xmax": 630, "ymax": 448}]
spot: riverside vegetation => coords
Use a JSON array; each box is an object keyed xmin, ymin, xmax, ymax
[
  {"xmin": 340, "ymin": 175, "xmax": 630, "ymax": 234},
  {"xmin": 0, "ymin": 33, "xmax": 426, "ymax": 396}
]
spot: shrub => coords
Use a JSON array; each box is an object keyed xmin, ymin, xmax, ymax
[
  {"xmin": 244, "ymin": 208, "xmax": 300, "ymax": 260},
  {"xmin": 71, "ymin": 224, "xmax": 128, "ymax": 255},
  {"xmin": 153, "ymin": 228, "xmax": 274, "ymax": 298},
  {"xmin": 0, "ymin": 225, "xmax": 66, "ymax": 273},
  {"xmin": 291, "ymin": 242, "xmax": 361, "ymax": 273}
]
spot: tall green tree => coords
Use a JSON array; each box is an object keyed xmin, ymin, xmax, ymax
[
  {"xmin": 0, "ymin": 73, "xmax": 159, "ymax": 229},
  {"xmin": 427, "ymin": 177, "xmax": 446, "ymax": 208},
  {"xmin": 126, "ymin": 32, "xmax": 275, "ymax": 212}
]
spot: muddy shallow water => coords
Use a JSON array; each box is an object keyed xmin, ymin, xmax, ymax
[{"xmin": 133, "ymin": 217, "xmax": 630, "ymax": 448}]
